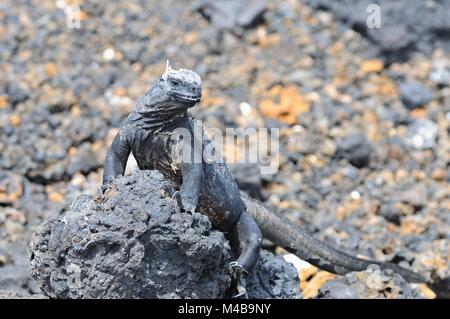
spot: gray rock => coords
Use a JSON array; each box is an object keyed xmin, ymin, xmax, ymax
[
  {"xmin": 30, "ymin": 170, "xmax": 300, "ymax": 299},
  {"xmin": 67, "ymin": 142, "xmax": 102, "ymax": 176},
  {"xmin": 303, "ymin": 0, "xmax": 450, "ymax": 59},
  {"xmin": 7, "ymin": 82, "xmax": 29, "ymax": 106},
  {"xmin": 335, "ymin": 134, "xmax": 372, "ymax": 168},
  {"xmin": 399, "ymin": 81, "xmax": 433, "ymax": 109},
  {"xmin": 368, "ymin": 25, "xmax": 412, "ymax": 52},
  {"xmin": 317, "ymin": 281, "xmax": 359, "ymax": 299},
  {"xmin": 379, "ymin": 202, "xmax": 401, "ymax": 225},
  {"xmin": 318, "ymin": 265, "xmax": 422, "ymax": 299},
  {"xmin": 246, "ymin": 250, "xmax": 301, "ymax": 299},
  {"xmin": 198, "ymin": 0, "xmax": 267, "ymax": 30},
  {"xmin": 430, "ymin": 66, "xmax": 450, "ymax": 87}
]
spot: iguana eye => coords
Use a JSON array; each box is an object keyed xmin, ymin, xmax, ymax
[{"xmin": 171, "ymin": 80, "xmax": 179, "ymax": 86}]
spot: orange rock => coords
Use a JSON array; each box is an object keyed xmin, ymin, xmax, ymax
[
  {"xmin": 65, "ymin": 0, "xmax": 82, "ymax": 5},
  {"xmin": 184, "ymin": 32, "xmax": 198, "ymax": 45},
  {"xmin": 44, "ymin": 63, "xmax": 58, "ymax": 77},
  {"xmin": 359, "ymin": 59, "xmax": 384, "ymax": 75},
  {"xmin": 70, "ymin": 105, "xmax": 82, "ymax": 117},
  {"xmin": 432, "ymin": 168, "xmax": 446, "ymax": 181},
  {"xmin": 326, "ymin": 41, "xmax": 344, "ymax": 55},
  {"xmin": 400, "ymin": 218, "xmax": 425, "ymax": 235},
  {"xmin": 256, "ymin": 26, "xmax": 281, "ymax": 47},
  {"xmin": 9, "ymin": 115, "xmax": 21, "ymax": 127},
  {"xmin": 200, "ymin": 89, "xmax": 225, "ymax": 108},
  {"xmin": 412, "ymin": 169, "xmax": 426, "ymax": 181},
  {"xmin": 395, "ymin": 168, "xmax": 408, "ymax": 181},
  {"xmin": 114, "ymin": 87, "xmax": 127, "ymax": 97},
  {"xmin": 48, "ymin": 191, "xmax": 64, "ymax": 203},
  {"xmin": 416, "ymin": 284, "xmax": 437, "ymax": 299},
  {"xmin": 18, "ymin": 50, "xmax": 31, "ymax": 60},
  {"xmin": 68, "ymin": 146, "xmax": 77, "ymax": 156},
  {"xmin": 0, "ymin": 95, "xmax": 8, "ymax": 109},
  {"xmin": 363, "ymin": 75, "xmax": 398, "ymax": 98},
  {"xmin": 363, "ymin": 111, "xmax": 378, "ymax": 124},
  {"xmin": 387, "ymin": 223, "xmax": 398, "ymax": 232},
  {"xmin": 410, "ymin": 108, "xmax": 427, "ymax": 119},
  {"xmin": 335, "ymin": 199, "xmax": 361, "ymax": 220},
  {"xmin": 376, "ymin": 76, "xmax": 398, "ymax": 97},
  {"xmin": 259, "ymin": 85, "xmax": 310, "ymax": 125},
  {"xmin": 380, "ymin": 169, "xmax": 395, "ymax": 184},
  {"xmin": 301, "ymin": 271, "xmax": 336, "ymax": 299},
  {"xmin": 79, "ymin": 11, "xmax": 88, "ymax": 21},
  {"xmin": 299, "ymin": 265, "xmax": 318, "ymax": 283},
  {"xmin": 330, "ymin": 172, "xmax": 344, "ymax": 184},
  {"xmin": 91, "ymin": 140, "xmax": 104, "ymax": 152}
]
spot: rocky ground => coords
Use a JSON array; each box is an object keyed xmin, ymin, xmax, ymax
[{"xmin": 0, "ymin": 0, "xmax": 448, "ymax": 298}]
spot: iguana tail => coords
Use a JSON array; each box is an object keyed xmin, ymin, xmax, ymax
[{"xmin": 242, "ymin": 193, "xmax": 426, "ymax": 283}]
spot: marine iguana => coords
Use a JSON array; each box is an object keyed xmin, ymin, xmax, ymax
[{"xmin": 102, "ymin": 62, "xmax": 425, "ymax": 297}]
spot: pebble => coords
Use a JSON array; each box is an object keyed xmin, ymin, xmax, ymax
[
  {"xmin": 7, "ymin": 83, "xmax": 29, "ymax": 106},
  {"xmin": 399, "ymin": 81, "xmax": 433, "ymax": 110},
  {"xmin": 317, "ymin": 280, "xmax": 359, "ymax": 299},
  {"xmin": 405, "ymin": 119, "xmax": 438, "ymax": 150},
  {"xmin": 102, "ymin": 48, "xmax": 116, "ymax": 61},
  {"xmin": 430, "ymin": 66, "xmax": 450, "ymax": 87},
  {"xmin": 335, "ymin": 134, "xmax": 372, "ymax": 168},
  {"xmin": 239, "ymin": 102, "xmax": 252, "ymax": 116}
]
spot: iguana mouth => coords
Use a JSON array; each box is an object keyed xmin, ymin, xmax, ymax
[{"xmin": 173, "ymin": 92, "xmax": 202, "ymax": 103}]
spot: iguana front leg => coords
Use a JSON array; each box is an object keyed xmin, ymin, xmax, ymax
[
  {"xmin": 102, "ymin": 132, "xmax": 131, "ymax": 186},
  {"xmin": 172, "ymin": 121, "xmax": 204, "ymax": 213},
  {"xmin": 174, "ymin": 162, "xmax": 203, "ymax": 213}
]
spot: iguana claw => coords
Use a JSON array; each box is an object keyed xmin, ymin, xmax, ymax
[
  {"xmin": 229, "ymin": 261, "xmax": 248, "ymax": 299},
  {"xmin": 172, "ymin": 191, "xmax": 196, "ymax": 213},
  {"xmin": 172, "ymin": 191, "xmax": 183, "ymax": 208}
]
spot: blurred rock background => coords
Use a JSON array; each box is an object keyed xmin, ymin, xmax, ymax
[{"xmin": 0, "ymin": 0, "xmax": 448, "ymax": 298}]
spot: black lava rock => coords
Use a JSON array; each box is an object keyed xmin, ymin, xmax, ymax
[
  {"xmin": 368, "ymin": 25, "xmax": 412, "ymax": 52},
  {"xmin": 303, "ymin": 0, "xmax": 450, "ymax": 59},
  {"xmin": 29, "ymin": 170, "xmax": 300, "ymax": 299},
  {"xmin": 335, "ymin": 134, "xmax": 372, "ymax": 168},
  {"xmin": 379, "ymin": 202, "xmax": 401, "ymax": 226},
  {"xmin": 198, "ymin": 0, "xmax": 267, "ymax": 30},
  {"xmin": 7, "ymin": 82, "xmax": 29, "ymax": 106},
  {"xmin": 317, "ymin": 280, "xmax": 358, "ymax": 299}
]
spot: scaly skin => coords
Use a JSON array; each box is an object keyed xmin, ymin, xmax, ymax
[{"xmin": 102, "ymin": 63, "xmax": 426, "ymax": 295}]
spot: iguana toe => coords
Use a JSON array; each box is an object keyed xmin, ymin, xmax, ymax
[{"xmin": 229, "ymin": 261, "xmax": 248, "ymax": 299}]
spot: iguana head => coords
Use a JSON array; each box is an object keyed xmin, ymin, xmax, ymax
[{"xmin": 158, "ymin": 61, "xmax": 202, "ymax": 107}]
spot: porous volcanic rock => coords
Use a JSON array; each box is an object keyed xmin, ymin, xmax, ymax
[{"xmin": 29, "ymin": 170, "xmax": 300, "ymax": 299}]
